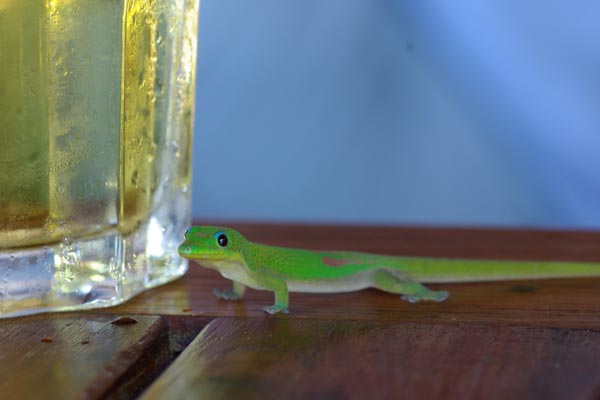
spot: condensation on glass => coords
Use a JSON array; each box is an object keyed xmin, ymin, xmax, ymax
[{"xmin": 0, "ymin": 0, "xmax": 199, "ymax": 317}]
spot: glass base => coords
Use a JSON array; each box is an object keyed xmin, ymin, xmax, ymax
[{"xmin": 0, "ymin": 219, "xmax": 187, "ymax": 318}]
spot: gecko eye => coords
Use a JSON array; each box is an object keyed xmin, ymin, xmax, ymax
[{"xmin": 216, "ymin": 233, "xmax": 228, "ymax": 247}]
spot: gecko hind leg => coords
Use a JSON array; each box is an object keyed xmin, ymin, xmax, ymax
[{"xmin": 372, "ymin": 270, "xmax": 449, "ymax": 303}]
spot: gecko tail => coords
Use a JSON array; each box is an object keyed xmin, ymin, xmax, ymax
[{"xmin": 408, "ymin": 258, "xmax": 600, "ymax": 283}]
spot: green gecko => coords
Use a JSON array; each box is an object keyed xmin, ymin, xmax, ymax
[{"xmin": 178, "ymin": 225, "xmax": 600, "ymax": 314}]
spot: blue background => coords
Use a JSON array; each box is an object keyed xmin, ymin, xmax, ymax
[{"xmin": 191, "ymin": 1, "xmax": 600, "ymax": 228}]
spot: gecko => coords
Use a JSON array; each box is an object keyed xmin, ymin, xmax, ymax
[{"xmin": 178, "ymin": 225, "xmax": 600, "ymax": 314}]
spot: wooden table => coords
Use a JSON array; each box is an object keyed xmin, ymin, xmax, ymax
[{"xmin": 4, "ymin": 223, "xmax": 600, "ymax": 399}]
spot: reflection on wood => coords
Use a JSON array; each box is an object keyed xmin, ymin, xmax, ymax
[{"xmin": 143, "ymin": 317, "xmax": 600, "ymax": 400}]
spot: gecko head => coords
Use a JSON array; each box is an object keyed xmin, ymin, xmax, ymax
[{"xmin": 178, "ymin": 226, "xmax": 247, "ymax": 262}]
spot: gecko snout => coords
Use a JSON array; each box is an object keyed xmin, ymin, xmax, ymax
[{"xmin": 178, "ymin": 244, "xmax": 193, "ymax": 256}]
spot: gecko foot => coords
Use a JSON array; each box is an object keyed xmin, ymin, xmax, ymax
[
  {"xmin": 401, "ymin": 290, "xmax": 449, "ymax": 303},
  {"xmin": 213, "ymin": 288, "xmax": 241, "ymax": 301},
  {"xmin": 262, "ymin": 304, "xmax": 290, "ymax": 315}
]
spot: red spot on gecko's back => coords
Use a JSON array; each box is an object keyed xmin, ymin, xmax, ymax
[{"xmin": 322, "ymin": 257, "xmax": 362, "ymax": 267}]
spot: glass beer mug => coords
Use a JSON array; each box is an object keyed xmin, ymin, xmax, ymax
[{"xmin": 0, "ymin": 0, "xmax": 199, "ymax": 317}]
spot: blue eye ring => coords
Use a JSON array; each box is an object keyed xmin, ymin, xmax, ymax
[{"xmin": 214, "ymin": 231, "xmax": 228, "ymax": 247}]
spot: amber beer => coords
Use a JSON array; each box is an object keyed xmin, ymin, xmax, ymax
[{"xmin": 0, "ymin": 0, "xmax": 198, "ymax": 316}]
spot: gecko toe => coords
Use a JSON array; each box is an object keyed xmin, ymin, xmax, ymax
[
  {"xmin": 213, "ymin": 288, "xmax": 240, "ymax": 301},
  {"xmin": 435, "ymin": 290, "xmax": 449, "ymax": 302},
  {"xmin": 262, "ymin": 306, "xmax": 276, "ymax": 315},
  {"xmin": 262, "ymin": 305, "xmax": 289, "ymax": 315},
  {"xmin": 401, "ymin": 290, "xmax": 449, "ymax": 303},
  {"xmin": 401, "ymin": 295, "xmax": 418, "ymax": 303}
]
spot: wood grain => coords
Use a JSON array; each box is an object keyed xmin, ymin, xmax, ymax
[
  {"xmin": 142, "ymin": 317, "xmax": 600, "ymax": 400},
  {"xmin": 0, "ymin": 314, "xmax": 170, "ymax": 399}
]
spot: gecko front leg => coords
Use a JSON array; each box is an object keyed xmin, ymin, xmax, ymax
[
  {"xmin": 254, "ymin": 272, "xmax": 289, "ymax": 314},
  {"xmin": 213, "ymin": 281, "xmax": 246, "ymax": 301}
]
